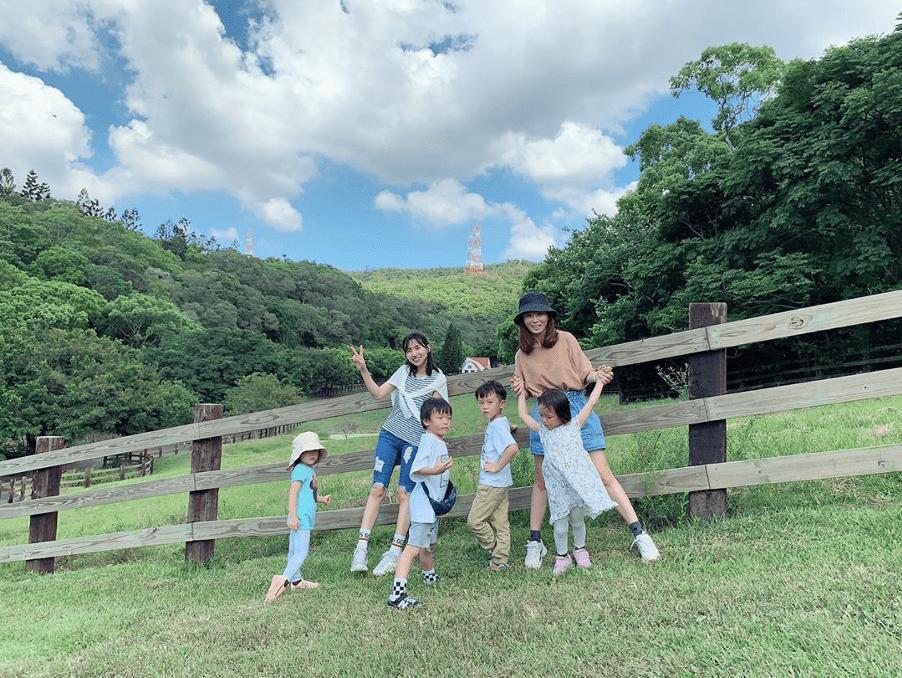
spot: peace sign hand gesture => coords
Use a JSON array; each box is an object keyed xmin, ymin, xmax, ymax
[{"xmin": 350, "ymin": 344, "xmax": 367, "ymax": 372}]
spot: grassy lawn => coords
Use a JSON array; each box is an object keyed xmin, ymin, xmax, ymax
[{"xmin": 1, "ymin": 394, "xmax": 900, "ymax": 677}]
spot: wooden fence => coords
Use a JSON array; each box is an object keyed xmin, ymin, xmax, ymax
[{"xmin": 1, "ymin": 291, "xmax": 901, "ymax": 571}]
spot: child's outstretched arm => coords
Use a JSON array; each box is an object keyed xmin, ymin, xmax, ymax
[
  {"xmin": 517, "ymin": 389, "xmax": 541, "ymax": 433},
  {"xmin": 350, "ymin": 344, "xmax": 396, "ymax": 399},
  {"xmin": 576, "ymin": 365, "xmax": 613, "ymax": 428}
]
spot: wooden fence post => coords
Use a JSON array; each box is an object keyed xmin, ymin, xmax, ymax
[
  {"xmin": 185, "ymin": 404, "xmax": 223, "ymax": 565},
  {"xmin": 27, "ymin": 436, "xmax": 66, "ymax": 574},
  {"xmin": 688, "ymin": 303, "xmax": 728, "ymax": 519}
]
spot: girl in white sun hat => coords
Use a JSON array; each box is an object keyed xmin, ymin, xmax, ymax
[{"xmin": 266, "ymin": 431, "xmax": 332, "ymax": 602}]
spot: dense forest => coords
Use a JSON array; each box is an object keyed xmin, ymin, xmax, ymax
[
  {"xmin": 520, "ymin": 28, "xmax": 902, "ymax": 394},
  {"xmin": 3, "ymin": 23, "xmax": 901, "ymax": 458},
  {"xmin": 0, "ymin": 189, "xmax": 530, "ymax": 459}
]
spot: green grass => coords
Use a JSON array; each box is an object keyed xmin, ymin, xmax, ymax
[{"xmin": 1, "ymin": 395, "xmax": 900, "ymax": 677}]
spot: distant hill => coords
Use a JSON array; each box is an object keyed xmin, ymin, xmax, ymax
[{"xmin": 351, "ymin": 260, "xmax": 535, "ymax": 321}]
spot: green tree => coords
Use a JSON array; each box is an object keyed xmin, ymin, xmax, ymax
[
  {"xmin": 19, "ymin": 169, "xmax": 50, "ymax": 201},
  {"xmin": 436, "ymin": 323, "xmax": 465, "ymax": 374},
  {"xmin": 0, "ymin": 327, "xmax": 195, "ymax": 458},
  {"xmin": 31, "ymin": 246, "xmax": 93, "ymax": 285},
  {"xmin": 0, "ymin": 279, "xmax": 107, "ymax": 331},
  {"xmin": 223, "ymin": 372, "xmax": 300, "ymax": 416},
  {"xmin": 76, "ymin": 188, "xmax": 105, "ymax": 218},
  {"xmin": 357, "ymin": 346, "xmax": 405, "ymax": 380},
  {"xmin": 0, "ymin": 168, "xmax": 14, "ymax": 196},
  {"xmin": 301, "ymin": 348, "xmax": 360, "ymax": 394},
  {"xmin": 104, "ymin": 294, "xmax": 197, "ymax": 347},
  {"xmin": 670, "ymin": 42, "xmax": 786, "ymax": 147},
  {"xmin": 523, "ymin": 29, "xmax": 902, "ymax": 388},
  {"xmin": 495, "ymin": 317, "xmax": 519, "ymax": 365}
]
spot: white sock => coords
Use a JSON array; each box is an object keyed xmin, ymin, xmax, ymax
[{"xmin": 389, "ymin": 533, "xmax": 405, "ymax": 555}]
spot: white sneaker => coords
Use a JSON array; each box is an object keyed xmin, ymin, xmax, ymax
[
  {"xmin": 631, "ymin": 532, "xmax": 660, "ymax": 563},
  {"xmin": 350, "ymin": 545, "xmax": 368, "ymax": 573},
  {"xmin": 372, "ymin": 549, "xmax": 400, "ymax": 576},
  {"xmin": 524, "ymin": 540, "xmax": 547, "ymax": 570}
]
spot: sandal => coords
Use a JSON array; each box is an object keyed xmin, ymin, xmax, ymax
[
  {"xmin": 265, "ymin": 575, "xmax": 289, "ymax": 601},
  {"xmin": 291, "ymin": 579, "xmax": 319, "ymax": 589}
]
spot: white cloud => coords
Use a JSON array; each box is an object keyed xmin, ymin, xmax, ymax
[
  {"xmin": 375, "ymin": 178, "xmax": 493, "ymax": 226},
  {"xmin": 0, "ymin": 0, "xmax": 100, "ymax": 71},
  {"xmin": 0, "ymin": 63, "xmax": 93, "ymax": 195},
  {"xmin": 210, "ymin": 226, "xmax": 240, "ymax": 243},
  {"xmin": 375, "ymin": 179, "xmax": 563, "ymax": 261},
  {"xmin": 496, "ymin": 122, "xmax": 627, "ymax": 186},
  {"xmin": 503, "ymin": 217, "xmax": 559, "ymax": 262},
  {"xmin": 253, "ymin": 197, "xmax": 302, "ymax": 233},
  {"xmin": 493, "ymin": 121, "xmax": 629, "ymax": 217},
  {"xmin": 0, "ymin": 0, "xmax": 898, "ymax": 262}
]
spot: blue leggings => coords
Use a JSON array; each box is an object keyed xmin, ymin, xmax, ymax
[{"xmin": 281, "ymin": 529, "xmax": 311, "ymax": 582}]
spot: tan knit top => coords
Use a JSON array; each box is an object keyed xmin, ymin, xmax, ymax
[{"xmin": 514, "ymin": 330, "xmax": 594, "ymax": 398}]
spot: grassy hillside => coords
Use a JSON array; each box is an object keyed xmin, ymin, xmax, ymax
[
  {"xmin": 351, "ymin": 260, "xmax": 535, "ymax": 320},
  {"xmin": 2, "ymin": 395, "xmax": 901, "ymax": 677}
]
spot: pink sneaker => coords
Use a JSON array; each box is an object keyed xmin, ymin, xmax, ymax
[
  {"xmin": 265, "ymin": 575, "xmax": 289, "ymax": 601},
  {"xmin": 291, "ymin": 579, "xmax": 319, "ymax": 589},
  {"xmin": 552, "ymin": 554, "xmax": 572, "ymax": 576},
  {"xmin": 573, "ymin": 547, "xmax": 592, "ymax": 568}
]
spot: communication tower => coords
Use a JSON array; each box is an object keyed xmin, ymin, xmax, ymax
[
  {"xmin": 465, "ymin": 222, "xmax": 484, "ymax": 273},
  {"xmin": 245, "ymin": 228, "xmax": 254, "ymax": 256}
]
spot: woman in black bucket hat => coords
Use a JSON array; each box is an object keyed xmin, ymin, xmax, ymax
[{"xmin": 510, "ymin": 292, "xmax": 660, "ymax": 568}]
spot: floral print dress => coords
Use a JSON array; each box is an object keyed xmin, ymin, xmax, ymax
[{"xmin": 538, "ymin": 419, "xmax": 618, "ymax": 524}]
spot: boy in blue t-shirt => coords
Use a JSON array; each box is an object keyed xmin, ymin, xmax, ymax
[
  {"xmin": 388, "ymin": 397, "xmax": 454, "ymax": 610},
  {"xmin": 467, "ymin": 380, "xmax": 519, "ymax": 571}
]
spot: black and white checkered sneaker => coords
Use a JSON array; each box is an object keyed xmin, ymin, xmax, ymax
[{"xmin": 387, "ymin": 593, "xmax": 420, "ymax": 610}]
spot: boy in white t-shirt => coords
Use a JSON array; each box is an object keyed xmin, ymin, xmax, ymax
[
  {"xmin": 467, "ymin": 380, "xmax": 519, "ymax": 571},
  {"xmin": 387, "ymin": 397, "xmax": 453, "ymax": 610}
]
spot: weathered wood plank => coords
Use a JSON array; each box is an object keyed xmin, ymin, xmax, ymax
[
  {"xmin": 4, "ymin": 368, "xmax": 902, "ymax": 504},
  {"xmin": 706, "ymin": 290, "xmax": 902, "ymax": 352},
  {"xmin": 707, "ymin": 446, "xmax": 902, "ymax": 489},
  {"xmin": 688, "ymin": 303, "xmax": 728, "ymax": 519},
  {"xmin": 705, "ymin": 368, "xmax": 902, "ymax": 420},
  {"xmin": 586, "ymin": 289, "xmax": 902, "ymax": 367},
  {"xmin": 0, "ymin": 476, "xmax": 196, "ymax": 519},
  {"xmin": 2, "ymin": 444, "xmax": 898, "ymax": 563},
  {"xmin": 600, "ymin": 400, "xmax": 709, "ymax": 435},
  {"xmin": 0, "ymin": 430, "xmax": 517, "ymax": 518},
  {"xmin": 0, "ymin": 423, "xmax": 202, "ymax": 477},
  {"xmin": 619, "ymin": 466, "xmax": 711, "ymax": 497},
  {"xmin": 27, "ymin": 436, "xmax": 65, "ymax": 574},
  {"xmin": 0, "ymin": 524, "xmax": 193, "ymax": 562}
]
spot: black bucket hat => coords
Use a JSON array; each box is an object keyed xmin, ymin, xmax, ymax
[{"xmin": 514, "ymin": 292, "xmax": 558, "ymax": 326}]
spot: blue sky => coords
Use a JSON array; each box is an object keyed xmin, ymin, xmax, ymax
[{"xmin": 0, "ymin": 1, "xmax": 897, "ymax": 271}]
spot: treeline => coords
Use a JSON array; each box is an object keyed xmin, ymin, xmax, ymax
[
  {"xmin": 0, "ymin": 186, "xmax": 525, "ymax": 460},
  {"xmin": 514, "ymin": 30, "xmax": 902, "ymax": 394}
]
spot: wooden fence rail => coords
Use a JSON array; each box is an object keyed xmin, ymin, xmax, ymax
[
  {"xmin": 1, "ymin": 291, "xmax": 901, "ymax": 568},
  {"xmin": 2, "ymin": 443, "xmax": 899, "ymax": 564},
  {"xmin": 3, "ymin": 368, "xmax": 902, "ymax": 523}
]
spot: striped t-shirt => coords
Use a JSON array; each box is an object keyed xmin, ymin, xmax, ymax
[{"xmin": 382, "ymin": 371, "xmax": 445, "ymax": 446}]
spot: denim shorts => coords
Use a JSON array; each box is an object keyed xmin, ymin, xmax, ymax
[
  {"xmin": 372, "ymin": 428, "xmax": 417, "ymax": 493},
  {"xmin": 529, "ymin": 390, "xmax": 606, "ymax": 456}
]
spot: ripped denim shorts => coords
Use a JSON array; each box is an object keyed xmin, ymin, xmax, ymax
[{"xmin": 372, "ymin": 428, "xmax": 417, "ymax": 494}]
